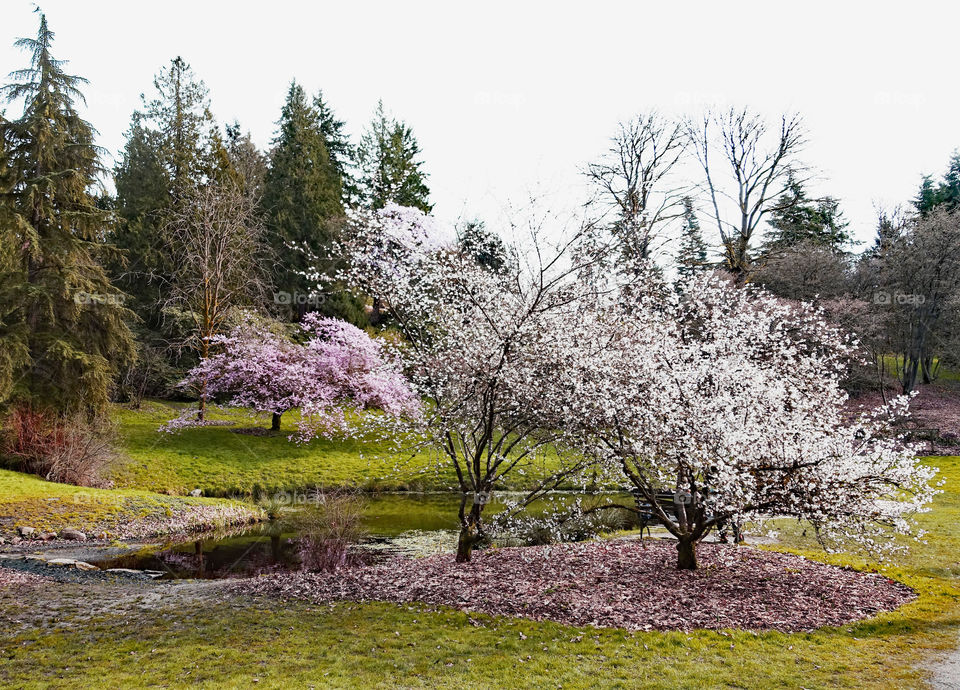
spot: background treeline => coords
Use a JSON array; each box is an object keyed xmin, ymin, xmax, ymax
[
  {"xmin": 108, "ymin": 58, "xmax": 433, "ymax": 405},
  {"xmin": 586, "ymin": 112, "xmax": 960, "ymax": 396},
  {"xmin": 0, "ymin": 14, "xmax": 441, "ymax": 480},
  {"xmin": 1, "ymin": 12, "xmax": 958, "ymax": 474}
]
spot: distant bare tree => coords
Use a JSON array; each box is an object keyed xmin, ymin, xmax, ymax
[
  {"xmin": 689, "ymin": 108, "xmax": 806, "ymax": 278},
  {"xmin": 164, "ymin": 182, "xmax": 267, "ymax": 419},
  {"xmin": 586, "ymin": 112, "xmax": 687, "ymax": 267}
]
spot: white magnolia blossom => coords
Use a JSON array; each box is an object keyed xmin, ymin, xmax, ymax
[
  {"xmin": 326, "ymin": 204, "xmax": 939, "ymax": 569},
  {"xmin": 571, "ymin": 274, "xmax": 940, "ymax": 568},
  {"xmin": 334, "ymin": 206, "xmax": 614, "ymax": 562}
]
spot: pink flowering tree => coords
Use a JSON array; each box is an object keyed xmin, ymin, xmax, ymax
[
  {"xmin": 294, "ymin": 313, "xmax": 419, "ymax": 441},
  {"xmin": 574, "ymin": 274, "xmax": 940, "ymax": 569},
  {"xmin": 163, "ymin": 314, "xmax": 417, "ymax": 438}
]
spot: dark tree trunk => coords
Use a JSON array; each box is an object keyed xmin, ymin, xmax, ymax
[
  {"xmin": 921, "ymin": 355, "xmax": 935, "ymax": 385},
  {"xmin": 456, "ymin": 526, "xmax": 476, "ymax": 563},
  {"xmin": 677, "ymin": 539, "xmax": 698, "ymax": 570},
  {"xmin": 271, "ymin": 412, "xmax": 282, "ymax": 431},
  {"xmin": 903, "ymin": 355, "xmax": 920, "ymax": 395},
  {"xmin": 456, "ymin": 500, "xmax": 484, "ymax": 563}
]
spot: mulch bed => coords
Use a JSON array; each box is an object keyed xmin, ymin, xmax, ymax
[
  {"xmin": 848, "ymin": 385, "xmax": 960, "ymax": 449},
  {"xmin": 235, "ymin": 540, "xmax": 914, "ymax": 632}
]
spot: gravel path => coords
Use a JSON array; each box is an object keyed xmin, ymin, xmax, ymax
[{"xmin": 0, "ymin": 559, "xmax": 229, "ymax": 633}]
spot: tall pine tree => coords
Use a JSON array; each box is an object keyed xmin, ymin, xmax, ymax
[
  {"xmin": 0, "ymin": 12, "xmax": 134, "ymax": 416},
  {"xmin": 313, "ymin": 91, "xmax": 358, "ymax": 208},
  {"xmin": 763, "ymin": 174, "xmax": 851, "ymax": 252},
  {"xmin": 112, "ymin": 57, "xmax": 225, "ymax": 314},
  {"xmin": 914, "ymin": 151, "xmax": 960, "ymax": 215},
  {"xmin": 263, "ymin": 82, "xmax": 364, "ymax": 324},
  {"xmin": 358, "ymin": 100, "xmax": 431, "ymax": 212}
]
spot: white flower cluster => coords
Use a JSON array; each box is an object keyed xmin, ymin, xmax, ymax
[{"xmin": 329, "ymin": 205, "xmax": 939, "ymax": 559}]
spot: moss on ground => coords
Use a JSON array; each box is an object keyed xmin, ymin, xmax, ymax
[{"xmin": 0, "ymin": 469, "xmax": 260, "ymax": 539}]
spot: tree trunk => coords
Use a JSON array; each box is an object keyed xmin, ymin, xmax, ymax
[
  {"xmin": 271, "ymin": 412, "xmax": 282, "ymax": 431},
  {"xmin": 456, "ymin": 500, "xmax": 485, "ymax": 563},
  {"xmin": 677, "ymin": 539, "xmax": 698, "ymax": 570},
  {"xmin": 903, "ymin": 355, "xmax": 920, "ymax": 395},
  {"xmin": 456, "ymin": 525, "xmax": 476, "ymax": 563},
  {"xmin": 921, "ymin": 355, "xmax": 935, "ymax": 385}
]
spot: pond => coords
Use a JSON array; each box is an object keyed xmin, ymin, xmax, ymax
[{"xmin": 88, "ymin": 492, "xmax": 638, "ymax": 580}]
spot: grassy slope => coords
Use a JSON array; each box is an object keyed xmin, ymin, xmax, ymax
[
  {"xmin": 111, "ymin": 402, "xmax": 571, "ymax": 496},
  {"xmin": 1, "ymin": 457, "xmax": 958, "ymax": 688},
  {"xmin": 0, "ymin": 469, "xmax": 259, "ymax": 538},
  {"xmin": 111, "ymin": 402, "xmax": 460, "ymax": 496}
]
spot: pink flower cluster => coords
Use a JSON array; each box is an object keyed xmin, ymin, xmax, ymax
[{"xmin": 162, "ymin": 315, "xmax": 418, "ymax": 440}]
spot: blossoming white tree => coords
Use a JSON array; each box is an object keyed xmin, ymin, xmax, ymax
[
  {"xmin": 575, "ymin": 274, "xmax": 939, "ymax": 569},
  {"xmin": 334, "ymin": 204, "xmax": 616, "ymax": 562},
  {"xmin": 326, "ymin": 203, "xmax": 937, "ymax": 569}
]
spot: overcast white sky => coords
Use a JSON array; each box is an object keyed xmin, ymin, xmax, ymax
[{"xmin": 3, "ymin": 1, "xmax": 958, "ymax": 253}]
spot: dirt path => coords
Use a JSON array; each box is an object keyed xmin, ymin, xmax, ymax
[{"xmin": 929, "ymin": 636, "xmax": 960, "ymax": 690}]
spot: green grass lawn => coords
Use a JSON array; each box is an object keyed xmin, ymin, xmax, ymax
[
  {"xmin": 1, "ymin": 457, "xmax": 958, "ymax": 688},
  {"xmin": 0, "ymin": 468, "xmax": 260, "ymax": 538},
  {"xmin": 880, "ymin": 355, "xmax": 960, "ymax": 384},
  {"xmin": 111, "ymin": 401, "xmax": 459, "ymax": 496},
  {"xmin": 111, "ymin": 401, "xmax": 572, "ymax": 497}
]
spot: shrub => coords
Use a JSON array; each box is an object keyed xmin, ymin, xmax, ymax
[
  {"xmin": 1, "ymin": 406, "xmax": 117, "ymax": 486},
  {"xmin": 294, "ymin": 491, "xmax": 367, "ymax": 572}
]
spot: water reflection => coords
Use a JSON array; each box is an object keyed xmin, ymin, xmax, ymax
[{"xmin": 89, "ymin": 492, "xmax": 635, "ymax": 579}]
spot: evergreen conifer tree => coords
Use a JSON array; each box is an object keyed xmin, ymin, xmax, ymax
[
  {"xmin": 358, "ymin": 100, "xmax": 431, "ymax": 212},
  {"xmin": 764, "ymin": 174, "xmax": 851, "ymax": 252},
  {"xmin": 675, "ymin": 196, "xmax": 709, "ymax": 278},
  {"xmin": 0, "ymin": 12, "xmax": 134, "ymax": 416},
  {"xmin": 263, "ymin": 82, "xmax": 364, "ymax": 324}
]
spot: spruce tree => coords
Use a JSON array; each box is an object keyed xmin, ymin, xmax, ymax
[
  {"xmin": 225, "ymin": 121, "xmax": 268, "ymax": 202},
  {"xmin": 764, "ymin": 174, "xmax": 851, "ymax": 252},
  {"xmin": 0, "ymin": 12, "xmax": 134, "ymax": 416},
  {"xmin": 111, "ymin": 113, "xmax": 169, "ymax": 309},
  {"xmin": 145, "ymin": 57, "xmax": 219, "ymax": 195},
  {"xmin": 914, "ymin": 151, "xmax": 960, "ymax": 215},
  {"xmin": 313, "ymin": 91, "xmax": 358, "ymax": 207},
  {"xmin": 675, "ymin": 196, "xmax": 709, "ymax": 278},
  {"xmin": 263, "ymin": 82, "xmax": 364, "ymax": 324},
  {"xmin": 112, "ymin": 57, "xmax": 223, "ymax": 313},
  {"xmin": 358, "ymin": 100, "xmax": 431, "ymax": 212},
  {"xmin": 457, "ymin": 220, "xmax": 510, "ymax": 273}
]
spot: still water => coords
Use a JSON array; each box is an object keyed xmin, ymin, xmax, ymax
[{"xmin": 89, "ymin": 492, "xmax": 635, "ymax": 579}]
